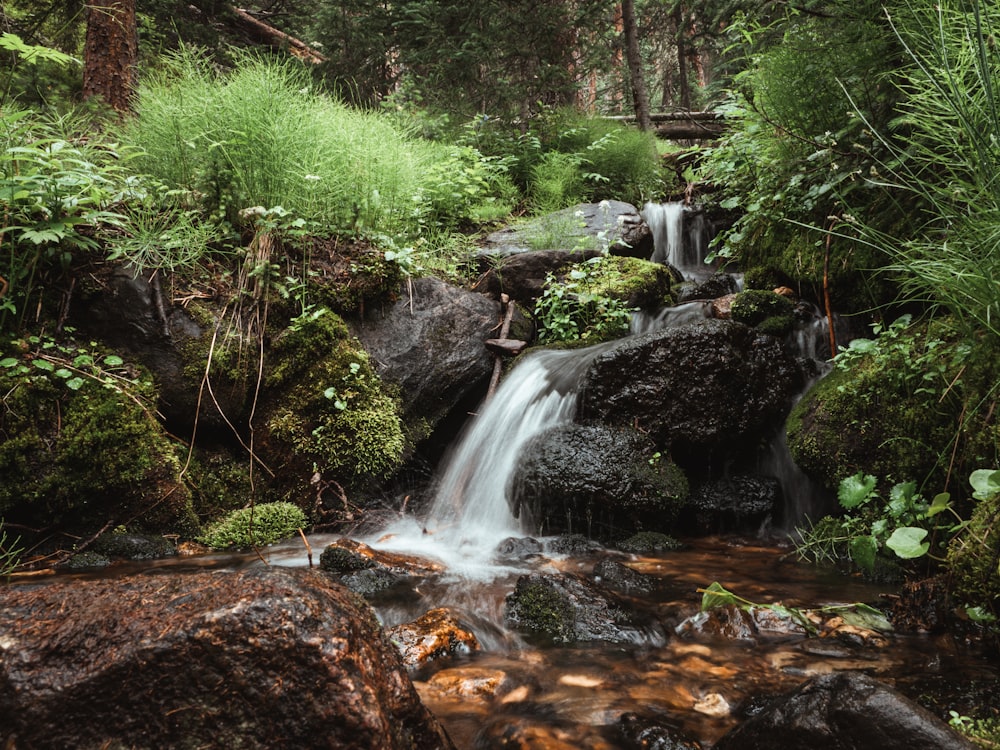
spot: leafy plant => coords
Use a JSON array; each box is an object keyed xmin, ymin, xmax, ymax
[
  {"xmin": 698, "ymin": 581, "xmax": 893, "ymax": 636},
  {"xmin": 533, "ymin": 259, "xmax": 634, "ymax": 344},
  {"xmin": 197, "ymin": 501, "xmax": 307, "ymax": 549},
  {"xmin": 796, "ymin": 469, "xmax": 977, "ymax": 575}
]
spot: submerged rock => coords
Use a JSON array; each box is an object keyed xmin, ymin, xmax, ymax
[
  {"xmin": 0, "ymin": 567, "xmax": 454, "ymax": 750},
  {"xmin": 504, "ymin": 572, "xmax": 664, "ymax": 645},
  {"xmin": 387, "ymin": 608, "xmax": 480, "ymax": 669},
  {"xmin": 712, "ymin": 671, "xmax": 977, "ymax": 750},
  {"xmin": 619, "ymin": 712, "xmax": 703, "ymax": 749}
]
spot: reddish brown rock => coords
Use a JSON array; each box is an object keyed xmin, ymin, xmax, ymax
[
  {"xmin": 0, "ymin": 567, "xmax": 454, "ymax": 750},
  {"xmin": 387, "ymin": 607, "xmax": 480, "ymax": 669}
]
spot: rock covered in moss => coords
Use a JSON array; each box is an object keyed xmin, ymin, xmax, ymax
[
  {"xmin": 511, "ymin": 423, "xmax": 688, "ymax": 538},
  {"xmin": 0, "ymin": 335, "xmax": 196, "ymax": 536},
  {"xmin": 616, "ymin": 531, "xmax": 683, "ymax": 554},
  {"xmin": 261, "ymin": 307, "xmax": 405, "ymax": 490},
  {"xmin": 197, "ymin": 501, "xmax": 307, "ymax": 549},
  {"xmin": 730, "ymin": 289, "xmax": 796, "ymax": 337},
  {"xmin": 0, "ymin": 567, "xmax": 455, "ymax": 750}
]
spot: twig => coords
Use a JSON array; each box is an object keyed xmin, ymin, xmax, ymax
[
  {"xmin": 298, "ymin": 528, "xmax": 313, "ymax": 568},
  {"xmin": 487, "ymin": 294, "xmax": 515, "ymax": 399}
]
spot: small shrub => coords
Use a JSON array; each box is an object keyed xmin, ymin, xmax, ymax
[
  {"xmin": 198, "ymin": 501, "xmax": 307, "ymax": 549},
  {"xmin": 533, "ymin": 259, "xmax": 635, "ymax": 344}
]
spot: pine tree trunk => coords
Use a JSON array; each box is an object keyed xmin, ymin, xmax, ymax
[
  {"xmin": 621, "ymin": 0, "xmax": 651, "ymax": 130},
  {"xmin": 82, "ymin": 0, "xmax": 138, "ymax": 115},
  {"xmin": 674, "ymin": 3, "xmax": 691, "ymax": 111}
]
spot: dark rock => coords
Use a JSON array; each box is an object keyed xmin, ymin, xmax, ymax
[
  {"xmin": 616, "ymin": 531, "xmax": 683, "ymax": 554},
  {"xmin": 386, "ymin": 607, "xmax": 480, "ymax": 669},
  {"xmin": 712, "ymin": 672, "xmax": 977, "ymax": 750},
  {"xmin": 544, "ymin": 533, "xmax": 605, "ymax": 556},
  {"xmin": 576, "ymin": 319, "xmax": 807, "ymax": 470},
  {"xmin": 0, "ymin": 567, "xmax": 455, "ymax": 750},
  {"xmin": 681, "ymin": 475, "xmax": 780, "ymax": 534},
  {"xmin": 504, "ymin": 572, "xmax": 664, "ymax": 645},
  {"xmin": 594, "ymin": 559, "xmax": 658, "ymax": 596},
  {"xmin": 320, "ymin": 542, "xmax": 374, "ymax": 573},
  {"xmin": 349, "ymin": 276, "xmax": 500, "ymax": 437},
  {"xmin": 677, "ymin": 272, "xmax": 739, "ymax": 302},
  {"xmin": 342, "ymin": 567, "xmax": 401, "ymax": 597},
  {"xmin": 476, "ymin": 248, "xmax": 602, "ymax": 303},
  {"xmin": 619, "ymin": 712, "xmax": 702, "ymax": 750},
  {"xmin": 511, "ymin": 423, "xmax": 688, "ymax": 538},
  {"xmin": 92, "ymin": 532, "xmax": 176, "ymax": 560}
]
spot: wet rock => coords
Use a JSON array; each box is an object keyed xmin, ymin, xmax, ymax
[
  {"xmin": 342, "ymin": 567, "xmax": 401, "ymax": 597},
  {"xmin": 681, "ymin": 475, "xmax": 780, "ymax": 534},
  {"xmin": 676, "ymin": 604, "xmax": 809, "ymax": 642},
  {"xmin": 92, "ymin": 531, "xmax": 176, "ymax": 560},
  {"xmin": 348, "ymin": 276, "xmax": 500, "ymax": 438},
  {"xmin": 0, "ymin": 567, "xmax": 455, "ymax": 750},
  {"xmin": 323, "ymin": 537, "xmax": 444, "ymax": 576},
  {"xmin": 511, "ymin": 423, "xmax": 689, "ymax": 538},
  {"xmin": 619, "ymin": 712, "xmax": 703, "ymax": 750},
  {"xmin": 677, "ymin": 272, "xmax": 740, "ymax": 303},
  {"xmin": 712, "ymin": 672, "xmax": 978, "ymax": 750},
  {"xmin": 616, "ymin": 531, "xmax": 683, "ymax": 554},
  {"xmin": 545, "ymin": 533, "xmax": 605, "ymax": 556},
  {"xmin": 594, "ymin": 559, "xmax": 658, "ymax": 596},
  {"xmin": 387, "ymin": 607, "xmax": 480, "ymax": 669},
  {"xmin": 320, "ymin": 542, "xmax": 374, "ymax": 573},
  {"xmin": 425, "ymin": 667, "xmax": 513, "ymax": 699},
  {"xmin": 476, "ymin": 248, "xmax": 602, "ymax": 303},
  {"xmin": 494, "ymin": 536, "xmax": 545, "ymax": 561},
  {"xmin": 576, "ymin": 319, "xmax": 808, "ymax": 470},
  {"xmin": 505, "ymin": 572, "xmax": 663, "ymax": 645}
]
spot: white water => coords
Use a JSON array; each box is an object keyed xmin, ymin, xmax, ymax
[
  {"xmin": 369, "ymin": 346, "xmax": 612, "ymax": 577},
  {"xmin": 643, "ymin": 201, "xmax": 686, "ymax": 268}
]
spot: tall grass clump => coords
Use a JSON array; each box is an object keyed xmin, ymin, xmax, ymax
[
  {"xmin": 852, "ymin": 0, "xmax": 1000, "ymax": 341},
  {"xmin": 120, "ymin": 49, "xmax": 435, "ymax": 236}
]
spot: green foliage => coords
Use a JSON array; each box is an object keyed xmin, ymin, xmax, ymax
[
  {"xmin": 0, "ymin": 518, "xmax": 22, "ymax": 577},
  {"xmin": 120, "ymin": 49, "xmax": 440, "ymax": 237},
  {"xmin": 0, "ymin": 31, "xmax": 82, "ymax": 110},
  {"xmin": 947, "ymin": 467, "xmax": 1000, "ymax": 621},
  {"xmin": 533, "ymin": 258, "xmax": 635, "ymax": 344},
  {"xmin": 948, "ymin": 712, "xmax": 1000, "ymax": 748},
  {"xmin": 416, "ymin": 143, "xmax": 518, "ymax": 230},
  {"xmin": 795, "ymin": 471, "xmax": 968, "ymax": 576},
  {"xmin": 845, "ymin": 0, "xmax": 1000, "ymax": 343},
  {"xmin": 1, "ymin": 109, "xmax": 134, "ymax": 330},
  {"xmin": 197, "ymin": 501, "xmax": 307, "ymax": 549},
  {"xmin": 529, "ymin": 151, "xmax": 586, "ymax": 213},
  {"xmin": 108, "ymin": 198, "xmax": 227, "ymax": 275}
]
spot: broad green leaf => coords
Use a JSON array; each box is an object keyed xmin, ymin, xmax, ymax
[
  {"xmin": 102, "ymin": 355, "xmax": 124, "ymax": 367},
  {"xmin": 838, "ymin": 472, "xmax": 877, "ymax": 509},
  {"xmin": 0, "ymin": 357, "xmax": 18, "ymax": 368},
  {"xmin": 965, "ymin": 606, "xmax": 997, "ymax": 624},
  {"xmin": 53, "ymin": 368, "xmax": 73, "ymax": 379},
  {"xmin": 838, "ymin": 603, "xmax": 893, "ymax": 633},
  {"xmin": 970, "ymin": 469, "xmax": 1000, "ymax": 501},
  {"xmin": 849, "ymin": 535, "xmax": 878, "ymax": 573},
  {"xmin": 65, "ymin": 377, "xmax": 85, "ymax": 391},
  {"xmin": 700, "ymin": 581, "xmax": 741, "ymax": 611},
  {"xmin": 927, "ymin": 492, "xmax": 951, "ymax": 517},
  {"xmin": 31, "ymin": 359, "xmax": 54, "ymax": 372},
  {"xmin": 885, "ymin": 527, "xmax": 929, "ymax": 559}
]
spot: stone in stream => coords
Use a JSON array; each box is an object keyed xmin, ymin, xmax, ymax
[
  {"xmin": 712, "ymin": 671, "xmax": 977, "ymax": 750},
  {"xmin": 0, "ymin": 567, "xmax": 454, "ymax": 750},
  {"xmin": 387, "ymin": 607, "xmax": 480, "ymax": 670}
]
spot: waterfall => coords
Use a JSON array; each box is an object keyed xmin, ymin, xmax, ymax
[
  {"xmin": 642, "ymin": 201, "xmax": 686, "ymax": 268},
  {"xmin": 371, "ymin": 345, "xmax": 611, "ymax": 576}
]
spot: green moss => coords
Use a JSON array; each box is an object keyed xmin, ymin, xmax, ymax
[
  {"xmin": 0, "ymin": 336, "xmax": 197, "ymax": 535},
  {"xmin": 583, "ymin": 255, "xmax": 674, "ymax": 310},
  {"xmin": 263, "ymin": 308, "xmax": 405, "ymax": 482},
  {"xmin": 505, "ymin": 576, "xmax": 577, "ymax": 644},
  {"xmin": 616, "ymin": 531, "xmax": 682, "ymax": 554},
  {"xmin": 948, "ymin": 491, "xmax": 1000, "ymax": 619},
  {"xmin": 197, "ymin": 501, "xmax": 308, "ymax": 549},
  {"xmin": 730, "ymin": 289, "xmax": 796, "ymax": 336}
]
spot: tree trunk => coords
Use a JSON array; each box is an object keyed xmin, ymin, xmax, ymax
[
  {"xmin": 621, "ymin": 0, "xmax": 651, "ymax": 130},
  {"xmin": 82, "ymin": 0, "xmax": 138, "ymax": 115},
  {"xmin": 673, "ymin": 3, "xmax": 691, "ymax": 111}
]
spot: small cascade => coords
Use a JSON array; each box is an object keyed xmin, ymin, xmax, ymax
[
  {"xmin": 371, "ymin": 345, "xmax": 611, "ymax": 576},
  {"xmin": 630, "ymin": 300, "xmax": 713, "ymax": 335},
  {"xmin": 641, "ymin": 201, "xmax": 716, "ymax": 281}
]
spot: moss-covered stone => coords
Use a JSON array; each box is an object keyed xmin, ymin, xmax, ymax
[
  {"xmin": 730, "ymin": 289, "xmax": 796, "ymax": 337},
  {"xmin": 0, "ymin": 335, "xmax": 197, "ymax": 536},
  {"xmin": 504, "ymin": 575, "xmax": 577, "ymax": 644},
  {"xmin": 197, "ymin": 501, "xmax": 308, "ymax": 549},
  {"xmin": 616, "ymin": 531, "xmax": 683, "ymax": 554},
  {"xmin": 948, "ymin": 489, "xmax": 1000, "ymax": 619},
  {"xmin": 580, "ymin": 255, "xmax": 674, "ymax": 310},
  {"xmin": 261, "ymin": 307, "xmax": 405, "ymax": 488}
]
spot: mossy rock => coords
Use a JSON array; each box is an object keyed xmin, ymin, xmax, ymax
[
  {"xmin": 504, "ymin": 575, "xmax": 577, "ymax": 644},
  {"xmin": 197, "ymin": 501, "xmax": 308, "ymax": 549},
  {"xmin": 616, "ymin": 531, "xmax": 682, "ymax": 554},
  {"xmin": 787, "ymin": 326, "xmax": 1000, "ymax": 494},
  {"xmin": 947, "ymin": 488, "xmax": 1000, "ymax": 619},
  {"xmin": 730, "ymin": 289, "xmax": 796, "ymax": 337},
  {"xmin": 0, "ymin": 335, "xmax": 197, "ymax": 536},
  {"xmin": 261, "ymin": 307, "xmax": 405, "ymax": 488},
  {"xmin": 577, "ymin": 255, "xmax": 674, "ymax": 310}
]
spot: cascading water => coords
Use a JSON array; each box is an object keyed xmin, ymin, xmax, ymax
[{"xmin": 370, "ymin": 345, "xmax": 613, "ymax": 576}]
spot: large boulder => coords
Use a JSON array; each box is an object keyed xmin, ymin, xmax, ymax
[
  {"xmin": 349, "ymin": 277, "xmax": 500, "ymax": 439},
  {"xmin": 511, "ymin": 423, "xmax": 688, "ymax": 537},
  {"xmin": 576, "ymin": 319, "xmax": 808, "ymax": 469},
  {"xmin": 713, "ymin": 672, "xmax": 976, "ymax": 750},
  {"xmin": 0, "ymin": 567, "xmax": 455, "ymax": 750}
]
